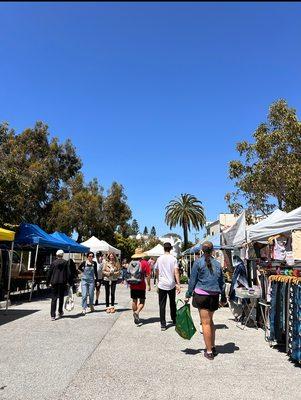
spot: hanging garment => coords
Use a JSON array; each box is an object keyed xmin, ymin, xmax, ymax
[
  {"xmin": 292, "ymin": 231, "xmax": 301, "ymax": 260},
  {"xmin": 273, "ymin": 238, "xmax": 286, "ymax": 260}
]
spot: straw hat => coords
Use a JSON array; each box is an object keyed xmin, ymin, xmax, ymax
[{"xmin": 131, "ymin": 247, "xmax": 147, "ymax": 259}]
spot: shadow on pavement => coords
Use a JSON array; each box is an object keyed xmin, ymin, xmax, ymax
[
  {"xmin": 182, "ymin": 342, "xmax": 239, "ymax": 356},
  {"xmin": 140, "ymin": 317, "xmax": 161, "ymax": 325},
  {"xmin": 215, "ymin": 324, "xmax": 229, "ymax": 330},
  {"xmin": 181, "ymin": 348, "xmax": 201, "ymax": 355},
  {"xmin": 0, "ymin": 309, "xmax": 39, "ymax": 326},
  {"xmin": 216, "ymin": 342, "xmax": 240, "ymax": 354}
]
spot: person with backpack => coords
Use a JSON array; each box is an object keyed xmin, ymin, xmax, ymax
[
  {"xmin": 126, "ymin": 248, "xmax": 151, "ymax": 325},
  {"xmin": 185, "ymin": 241, "xmax": 226, "ymax": 361}
]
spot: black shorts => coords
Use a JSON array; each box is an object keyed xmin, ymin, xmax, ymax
[
  {"xmin": 192, "ymin": 293, "xmax": 219, "ymax": 312},
  {"xmin": 130, "ymin": 289, "xmax": 146, "ymax": 301}
]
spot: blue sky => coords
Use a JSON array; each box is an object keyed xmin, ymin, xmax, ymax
[{"xmin": 1, "ymin": 2, "xmax": 301, "ymax": 240}]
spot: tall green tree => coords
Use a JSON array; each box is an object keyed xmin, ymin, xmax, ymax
[
  {"xmin": 165, "ymin": 193, "xmax": 206, "ymax": 250},
  {"xmin": 226, "ymin": 99, "xmax": 301, "ymax": 218},
  {"xmin": 131, "ymin": 219, "xmax": 139, "ymax": 235},
  {"xmin": 102, "ymin": 182, "xmax": 132, "ymax": 243},
  {"xmin": 0, "ymin": 121, "xmax": 81, "ymax": 226},
  {"xmin": 143, "ymin": 226, "xmax": 148, "ymax": 235},
  {"xmin": 47, "ymin": 173, "xmax": 104, "ymax": 241},
  {"xmin": 150, "ymin": 226, "xmax": 156, "ymax": 236}
]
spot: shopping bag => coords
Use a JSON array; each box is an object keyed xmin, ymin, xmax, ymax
[
  {"xmin": 64, "ymin": 286, "xmax": 74, "ymax": 311},
  {"xmin": 175, "ymin": 299, "xmax": 196, "ymax": 340}
]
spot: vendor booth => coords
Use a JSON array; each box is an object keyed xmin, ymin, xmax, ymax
[
  {"xmin": 14, "ymin": 223, "xmax": 71, "ymax": 301},
  {"xmin": 80, "ymin": 236, "xmax": 121, "ymax": 256},
  {"xmin": 145, "ymin": 244, "xmax": 165, "ymax": 257},
  {"xmin": 50, "ymin": 231, "xmax": 89, "ymax": 253},
  {"xmin": 223, "ymin": 208, "xmax": 301, "ymax": 364},
  {"xmin": 0, "ymin": 227, "xmax": 16, "ymax": 312}
]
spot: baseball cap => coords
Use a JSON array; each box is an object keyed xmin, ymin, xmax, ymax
[{"xmin": 56, "ymin": 249, "xmax": 64, "ymax": 256}]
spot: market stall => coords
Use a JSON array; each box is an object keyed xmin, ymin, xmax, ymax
[
  {"xmin": 14, "ymin": 223, "xmax": 70, "ymax": 301},
  {"xmin": 0, "ymin": 227, "xmax": 16, "ymax": 312},
  {"xmin": 226, "ymin": 208, "xmax": 301, "ymax": 364},
  {"xmin": 80, "ymin": 236, "xmax": 121, "ymax": 256}
]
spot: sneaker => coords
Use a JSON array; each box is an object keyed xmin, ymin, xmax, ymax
[
  {"xmin": 161, "ymin": 325, "xmax": 167, "ymax": 331},
  {"xmin": 133, "ymin": 312, "xmax": 139, "ymax": 325},
  {"xmin": 82, "ymin": 308, "xmax": 86, "ymax": 315},
  {"xmin": 58, "ymin": 312, "xmax": 64, "ymax": 318},
  {"xmin": 51, "ymin": 317, "xmax": 56, "ymax": 321},
  {"xmin": 204, "ymin": 350, "xmax": 214, "ymax": 361},
  {"xmin": 95, "ymin": 300, "xmax": 99, "ymax": 306},
  {"xmin": 212, "ymin": 347, "xmax": 218, "ymax": 357},
  {"xmin": 90, "ymin": 305, "xmax": 95, "ymax": 312}
]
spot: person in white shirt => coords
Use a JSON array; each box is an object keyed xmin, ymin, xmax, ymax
[{"xmin": 154, "ymin": 242, "xmax": 181, "ymax": 331}]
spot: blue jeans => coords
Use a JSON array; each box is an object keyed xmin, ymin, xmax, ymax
[{"xmin": 81, "ymin": 279, "xmax": 95, "ymax": 309}]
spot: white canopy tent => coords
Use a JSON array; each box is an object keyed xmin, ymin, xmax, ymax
[
  {"xmin": 145, "ymin": 243, "xmax": 178, "ymax": 258},
  {"xmin": 247, "ymin": 209, "xmax": 287, "ymax": 243},
  {"xmin": 80, "ymin": 236, "xmax": 121, "ymax": 255},
  {"xmin": 247, "ymin": 206, "xmax": 301, "ymax": 243},
  {"xmin": 222, "ymin": 211, "xmax": 246, "ymax": 247},
  {"xmin": 145, "ymin": 244, "xmax": 165, "ymax": 257}
]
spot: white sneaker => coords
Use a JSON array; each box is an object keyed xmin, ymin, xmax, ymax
[{"xmin": 82, "ymin": 308, "xmax": 86, "ymax": 315}]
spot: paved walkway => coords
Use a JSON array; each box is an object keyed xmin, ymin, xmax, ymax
[{"xmin": 0, "ymin": 283, "xmax": 300, "ymax": 400}]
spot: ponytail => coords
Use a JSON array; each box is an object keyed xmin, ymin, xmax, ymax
[
  {"xmin": 202, "ymin": 241, "xmax": 214, "ymax": 273},
  {"xmin": 204, "ymin": 253, "xmax": 213, "ymax": 273}
]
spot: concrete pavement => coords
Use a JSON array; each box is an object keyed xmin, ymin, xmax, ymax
[{"xmin": 0, "ymin": 283, "xmax": 300, "ymax": 400}]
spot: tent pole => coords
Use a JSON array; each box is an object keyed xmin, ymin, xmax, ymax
[
  {"xmin": 19, "ymin": 251, "xmax": 23, "ymax": 274},
  {"xmin": 5, "ymin": 241, "xmax": 14, "ymax": 314},
  {"xmin": 29, "ymin": 244, "xmax": 39, "ymax": 302}
]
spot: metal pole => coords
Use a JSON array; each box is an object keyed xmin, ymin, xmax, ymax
[
  {"xmin": 29, "ymin": 244, "xmax": 39, "ymax": 302},
  {"xmin": 19, "ymin": 251, "xmax": 23, "ymax": 274},
  {"xmin": 5, "ymin": 241, "xmax": 14, "ymax": 314}
]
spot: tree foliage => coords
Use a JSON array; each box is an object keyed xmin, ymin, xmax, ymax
[
  {"xmin": 131, "ymin": 219, "xmax": 139, "ymax": 235},
  {"xmin": 0, "ymin": 121, "xmax": 81, "ymax": 226},
  {"xmin": 226, "ymin": 99, "xmax": 301, "ymax": 218},
  {"xmin": 0, "ymin": 121, "xmax": 133, "ymax": 244},
  {"xmin": 150, "ymin": 226, "xmax": 156, "ymax": 236},
  {"xmin": 165, "ymin": 193, "xmax": 206, "ymax": 250},
  {"xmin": 143, "ymin": 226, "xmax": 148, "ymax": 235}
]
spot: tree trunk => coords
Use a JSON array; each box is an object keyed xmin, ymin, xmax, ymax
[{"xmin": 183, "ymin": 223, "xmax": 188, "ymax": 250}]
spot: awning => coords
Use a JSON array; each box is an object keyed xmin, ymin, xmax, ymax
[
  {"xmin": 183, "ymin": 233, "xmax": 221, "ymax": 255},
  {"xmin": 15, "ymin": 223, "xmax": 69, "ymax": 250},
  {"xmin": 50, "ymin": 232, "xmax": 89, "ymax": 253},
  {"xmin": 0, "ymin": 227, "xmax": 15, "ymax": 242},
  {"xmin": 80, "ymin": 236, "xmax": 121, "ymax": 255}
]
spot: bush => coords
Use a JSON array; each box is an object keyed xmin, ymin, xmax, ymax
[{"xmin": 180, "ymin": 275, "xmax": 188, "ymax": 284}]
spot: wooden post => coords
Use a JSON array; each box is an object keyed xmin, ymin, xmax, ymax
[{"xmin": 29, "ymin": 244, "xmax": 39, "ymax": 302}]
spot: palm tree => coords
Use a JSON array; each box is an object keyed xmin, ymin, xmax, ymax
[{"xmin": 165, "ymin": 193, "xmax": 206, "ymax": 250}]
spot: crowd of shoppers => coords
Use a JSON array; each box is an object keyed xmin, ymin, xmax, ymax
[{"xmin": 47, "ymin": 240, "xmax": 225, "ymax": 361}]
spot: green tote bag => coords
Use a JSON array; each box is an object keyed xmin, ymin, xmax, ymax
[{"xmin": 175, "ymin": 299, "xmax": 197, "ymax": 340}]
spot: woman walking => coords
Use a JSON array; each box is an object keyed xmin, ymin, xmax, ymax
[
  {"xmin": 78, "ymin": 252, "xmax": 98, "ymax": 315},
  {"xmin": 102, "ymin": 252, "xmax": 121, "ymax": 313},
  {"xmin": 185, "ymin": 241, "xmax": 226, "ymax": 360}
]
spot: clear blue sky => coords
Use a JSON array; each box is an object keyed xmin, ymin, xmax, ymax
[{"xmin": 1, "ymin": 2, "xmax": 301, "ymax": 240}]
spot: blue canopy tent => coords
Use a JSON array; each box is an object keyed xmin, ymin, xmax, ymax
[
  {"xmin": 50, "ymin": 231, "xmax": 89, "ymax": 253},
  {"xmin": 15, "ymin": 223, "xmax": 69, "ymax": 250},
  {"xmin": 182, "ymin": 233, "xmax": 222, "ymax": 256},
  {"xmin": 190, "ymin": 233, "xmax": 221, "ymax": 254},
  {"xmin": 14, "ymin": 223, "xmax": 70, "ymax": 301}
]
